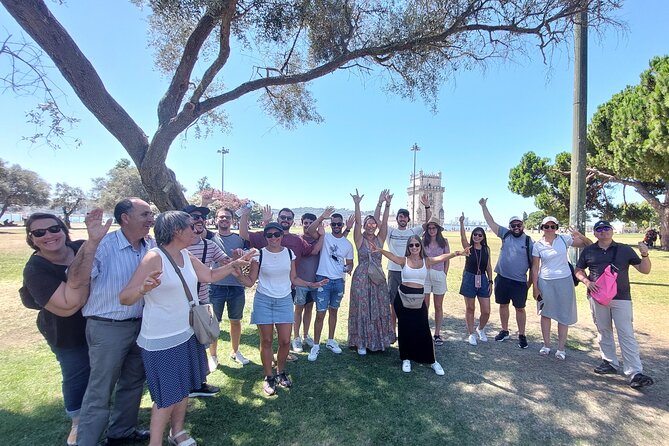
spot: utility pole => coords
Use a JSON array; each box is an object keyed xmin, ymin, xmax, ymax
[
  {"xmin": 410, "ymin": 143, "xmax": 420, "ymax": 225},
  {"xmin": 217, "ymin": 147, "xmax": 229, "ymax": 192},
  {"xmin": 569, "ymin": 7, "xmax": 588, "ymax": 262}
]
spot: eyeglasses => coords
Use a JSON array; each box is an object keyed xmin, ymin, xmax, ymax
[
  {"xmin": 408, "ymin": 243, "xmax": 421, "ymax": 248},
  {"xmin": 595, "ymin": 227, "xmax": 612, "ymax": 233},
  {"xmin": 265, "ymin": 231, "xmax": 282, "ymax": 238},
  {"xmin": 279, "ymin": 215, "xmax": 294, "ymax": 221},
  {"xmin": 542, "ymin": 224, "xmax": 558, "ymax": 230},
  {"xmin": 330, "ymin": 222, "xmax": 344, "ymax": 227},
  {"xmin": 472, "ymin": 233, "xmax": 484, "ymax": 238},
  {"xmin": 190, "ymin": 214, "xmax": 205, "ymax": 221},
  {"xmin": 510, "ymin": 223, "xmax": 523, "ymax": 229},
  {"xmin": 29, "ymin": 225, "xmax": 62, "ymax": 238}
]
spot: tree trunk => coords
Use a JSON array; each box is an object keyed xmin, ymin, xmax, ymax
[
  {"xmin": 660, "ymin": 206, "xmax": 669, "ymax": 251},
  {"xmin": 137, "ymin": 158, "xmax": 187, "ymax": 211}
]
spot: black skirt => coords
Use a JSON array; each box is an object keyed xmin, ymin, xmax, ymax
[{"xmin": 393, "ymin": 284, "xmax": 436, "ymax": 364}]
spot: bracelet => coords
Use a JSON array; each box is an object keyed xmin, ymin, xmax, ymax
[
  {"xmin": 641, "ymin": 254, "xmax": 649, "ymax": 258},
  {"xmin": 425, "ymin": 206, "xmax": 430, "ymax": 209}
]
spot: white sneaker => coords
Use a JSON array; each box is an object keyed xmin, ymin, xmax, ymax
[
  {"xmin": 357, "ymin": 347, "xmax": 367, "ymax": 356},
  {"xmin": 291, "ymin": 337, "xmax": 303, "ymax": 353},
  {"xmin": 230, "ymin": 350, "xmax": 250, "ymax": 365},
  {"xmin": 431, "ymin": 361, "xmax": 445, "ymax": 376},
  {"xmin": 402, "ymin": 360, "xmax": 411, "ymax": 373},
  {"xmin": 208, "ymin": 355, "xmax": 218, "ymax": 372},
  {"xmin": 468, "ymin": 334, "xmax": 478, "ymax": 345},
  {"xmin": 476, "ymin": 327, "xmax": 488, "ymax": 342},
  {"xmin": 308, "ymin": 345, "xmax": 320, "ymax": 362},
  {"xmin": 326, "ymin": 339, "xmax": 342, "ymax": 354},
  {"xmin": 304, "ymin": 335, "xmax": 315, "ymax": 347}
]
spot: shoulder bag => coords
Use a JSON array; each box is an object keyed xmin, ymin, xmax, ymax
[
  {"xmin": 590, "ymin": 246, "xmax": 619, "ymax": 306},
  {"xmin": 366, "ymin": 241, "xmax": 386, "ymax": 285},
  {"xmin": 159, "ymin": 246, "xmax": 220, "ymax": 345}
]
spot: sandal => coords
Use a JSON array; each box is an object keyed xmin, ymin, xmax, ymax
[
  {"xmin": 555, "ymin": 350, "xmax": 566, "ymax": 360},
  {"xmin": 539, "ymin": 346, "xmax": 550, "ymax": 356},
  {"xmin": 168, "ymin": 430, "xmax": 197, "ymax": 446},
  {"xmin": 433, "ymin": 335, "xmax": 444, "ymax": 346}
]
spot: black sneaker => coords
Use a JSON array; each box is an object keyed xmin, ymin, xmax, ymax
[
  {"xmin": 188, "ymin": 382, "xmax": 220, "ymax": 398},
  {"xmin": 263, "ymin": 375, "xmax": 277, "ymax": 395},
  {"xmin": 276, "ymin": 371, "xmax": 292, "ymax": 388},
  {"xmin": 630, "ymin": 373, "xmax": 654, "ymax": 389},
  {"xmin": 517, "ymin": 335, "xmax": 528, "ymax": 349},
  {"xmin": 593, "ymin": 360, "xmax": 618, "ymax": 375},
  {"xmin": 494, "ymin": 330, "xmax": 510, "ymax": 342}
]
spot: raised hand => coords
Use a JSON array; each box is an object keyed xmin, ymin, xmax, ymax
[
  {"xmin": 459, "ymin": 212, "xmax": 465, "ymax": 224},
  {"xmin": 384, "ymin": 189, "xmax": 393, "ymax": 204},
  {"xmin": 637, "ymin": 241, "xmax": 650, "ymax": 257},
  {"xmin": 351, "ymin": 189, "xmax": 364, "ymax": 205},
  {"xmin": 345, "ymin": 213, "xmax": 355, "ymax": 230},
  {"xmin": 420, "ymin": 192, "xmax": 430, "ymax": 207},
  {"xmin": 85, "ymin": 208, "xmax": 113, "ymax": 243},
  {"xmin": 479, "ymin": 198, "xmax": 488, "ymax": 207},
  {"xmin": 377, "ymin": 189, "xmax": 385, "ymax": 204},
  {"xmin": 261, "ymin": 204, "xmax": 272, "ymax": 222},
  {"xmin": 320, "ymin": 206, "xmax": 335, "ymax": 220}
]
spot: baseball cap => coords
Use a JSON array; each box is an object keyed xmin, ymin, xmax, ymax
[
  {"xmin": 541, "ymin": 216, "xmax": 559, "ymax": 226},
  {"xmin": 397, "ymin": 208, "xmax": 410, "ymax": 217},
  {"xmin": 593, "ymin": 220, "xmax": 612, "ymax": 231},
  {"xmin": 508, "ymin": 216, "xmax": 523, "ymax": 224},
  {"xmin": 263, "ymin": 222, "xmax": 284, "ymax": 234},
  {"xmin": 182, "ymin": 205, "xmax": 210, "ymax": 217}
]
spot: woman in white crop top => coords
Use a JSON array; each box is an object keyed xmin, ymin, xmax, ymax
[
  {"xmin": 121, "ymin": 211, "xmax": 253, "ymax": 446},
  {"xmin": 372, "ymin": 235, "xmax": 467, "ymax": 376}
]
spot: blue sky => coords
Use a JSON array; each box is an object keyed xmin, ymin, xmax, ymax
[{"xmin": 1, "ymin": 1, "xmax": 667, "ymax": 223}]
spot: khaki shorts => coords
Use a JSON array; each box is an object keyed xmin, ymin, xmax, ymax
[{"xmin": 424, "ymin": 269, "xmax": 447, "ymax": 295}]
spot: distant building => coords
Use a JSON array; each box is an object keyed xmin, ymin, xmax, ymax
[{"xmin": 407, "ymin": 170, "xmax": 444, "ymax": 226}]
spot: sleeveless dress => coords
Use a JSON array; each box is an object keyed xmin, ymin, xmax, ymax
[{"xmin": 347, "ymin": 236, "xmax": 395, "ymax": 351}]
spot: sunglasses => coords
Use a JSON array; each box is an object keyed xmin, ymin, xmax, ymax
[
  {"xmin": 279, "ymin": 215, "xmax": 294, "ymax": 221},
  {"xmin": 510, "ymin": 223, "xmax": 523, "ymax": 229},
  {"xmin": 190, "ymin": 214, "xmax": 205, "ymax": 221},
  {"xmin": 595, "ymin": 227, "xmax": 612, "ymax": 233},
  {"xmin": 542, "ymin": 224, "xmax": 558, "ymax": 230},
  {"xmin": 330, "ymin": 222, "xmax": 344, "ymax": 227},
  {"xmin": 29, "ymin": 225, "xmax": 62, "ymax": 238},
  {"xmin": 265, "ymin": 231, "xmax": 282, "ymax": 238},
  {"xmin": 408, "ymin": 243, "xmax": 421, "ymax": 248},
  {"xmin": 217, "ymin": 214, "xmax": 231, "ymax": 220},
  {"xmin": 473, "ymin": 233, "xmax": 484, "ymax": 238}
]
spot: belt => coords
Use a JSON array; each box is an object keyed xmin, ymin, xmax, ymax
[{"xmin": 87, "ymin": 316, "xmax": 142, "ymax": 323}]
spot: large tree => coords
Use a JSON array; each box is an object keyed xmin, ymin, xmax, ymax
[
  {"xmin": 0, "ymin": 158, "xmax": 50, "ymax": 219},
  {"xmin": 50, "ymin": 182, "xmax": 84, "ymax": 228},
  {"xmin": 1, "ymin": 0, "xmax": 622, "ymax": 210}
]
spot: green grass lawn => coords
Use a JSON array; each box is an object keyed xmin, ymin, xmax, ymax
[{"xmin": 1, "ymin": 228, "xmax": 667, "ymax": 445}]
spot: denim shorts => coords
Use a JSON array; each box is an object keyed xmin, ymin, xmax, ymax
[
  {"xmin": 250, "ymin": 291, "xmax": 294, "ymax": 325},
  {"xmin": 315, "ymin": 276, "xmax": 345, "ymax": 312},
  {"xmin": 209, "ymin": 285, "xmax": 245, "ymax": 321},
  {"xmin": 294, "ymin": 286, "xmax": 316, "ymax": 306},
  {"xmin": 424, "ymin": 269, "xmax": 447, "ymax": 295},
  {"xmin": 459, "ymin": 271, "xmax": 491, "ymax": 298}
]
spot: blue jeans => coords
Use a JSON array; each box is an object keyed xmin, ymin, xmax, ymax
[
  {"xmin": 50, "ymin": 344, "xmax": 90, "ymax": 418},
  {"xmin": 209, "ymin": 285, "xmax": 245, "ymax": 321},
  {"xmin": 315, "ymin": 276, "xmax": 345, "ymax": 312}
]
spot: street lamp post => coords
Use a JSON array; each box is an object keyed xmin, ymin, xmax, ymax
[
  {"xmin": 217, "ymin": 147, "xmax": 229, "ymax": 192},
  {"xmin": 410, "ymin": 143, "xmax": 420, "ymax": 225}
]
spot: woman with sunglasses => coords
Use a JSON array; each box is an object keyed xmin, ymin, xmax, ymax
[
  {"xmin": 20, "ymin": 209, "xmax": 111, "ymax": 445},
  {"xmin": 371, "ymin": 236, "xmax": 467, "ymax": 375},
  {"xmin": 422, "ymin": 216, "xmax": 451, "ymax": 346},
  {"xmin": 120, "ymin": 211, "xmax": 254, "ymax": 446},
  {"xmin": 237, "ymin": 222, "xmax": 329, "ymax": 396},
  {"xmin": 531, "ymin": 216, "xmax": 591, "ymax": 360},
  {"xmin": 348, "ymin": 189, "xmax": 395, "ymax": 355},
  {"xmin": 458, "ymin": 213, "xmax": 493, "ymax": 346}
]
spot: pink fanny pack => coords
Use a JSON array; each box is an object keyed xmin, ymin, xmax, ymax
[{"xmin": 590, "ymin": 246, "xmax": 619, "ymax": 306}]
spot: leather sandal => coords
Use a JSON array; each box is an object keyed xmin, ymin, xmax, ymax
[{"xmin": 168, "ymin": 430, "xmax": 197, "ymax": 446}]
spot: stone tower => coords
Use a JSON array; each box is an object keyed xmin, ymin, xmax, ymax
[{"xmin": 407, "ymin": 170, "xmax": 445, "ymax": 226}]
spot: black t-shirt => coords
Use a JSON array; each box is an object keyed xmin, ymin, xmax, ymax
[
  {"xmin": 464, "ymin": 246, "xmax": 490, "ymax": 276},
  {"xmin": 20, "ymin": 241, "xmax": 87, "ymax": 348},
  {"xmin": 575, "ymin": 241, "xmax": 641, "ymax": 301}
]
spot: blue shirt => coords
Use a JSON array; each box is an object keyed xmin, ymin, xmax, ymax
[{"xmin": 82, "ymin": 229, "xmax": 156, "ymax": 319}]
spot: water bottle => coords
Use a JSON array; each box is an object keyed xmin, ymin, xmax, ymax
[{"xmin": 235, "ymin": 200, "xmax": 255, "ymax": 218}]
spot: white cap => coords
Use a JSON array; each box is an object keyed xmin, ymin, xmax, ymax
[
  {"xmin": 508, "ymin": 216, "xmax": 523, "ymax": 224},
  {"xmin": 541, "ymin": 216, "xmax": 559, "ymax": 226}
]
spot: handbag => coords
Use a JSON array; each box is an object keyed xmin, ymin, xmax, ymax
[
  {"xmin": 559, "ymin": 236, "xmax": 579, "ymax": 286},
  {"xmin": 366, "ymin": 243, "xmax": 386, "ymax": 285},
  {"xmin": 590, "ymin": 246, "xmax": 619, "ymax": 306},
  {"xmin": 159, "ymin": 246, "xmax": 220, "ymax": 345},
  {"xmin": 398, "ymin": 288, "xmax": 425, "ymax": 309}
]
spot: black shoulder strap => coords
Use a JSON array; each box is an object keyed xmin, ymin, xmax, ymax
[
  {"xmin": 288, "ymin": 248, "xmax": 293, "ymax": 261},
  {"xmin": 197, "ymin": 240, "xmax": 208, "ymax": 294},
  {"xmin": 610, "ymin": 245, "xmax": 619, "ymax": 272},
  {"xmin": 259, "ymin": 248, "xmax": 263, "ymax": 268},
  {"xmin": 525, "ymin": 235, "xmax": 532, "ymax": 270}
]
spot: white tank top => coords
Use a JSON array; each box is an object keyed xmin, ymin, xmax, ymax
[{"xmin": 401, "ymin": 259, "xmax": 427, "ymax": 285}]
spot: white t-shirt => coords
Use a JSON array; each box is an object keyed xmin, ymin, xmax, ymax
[
  {"xmin": 257, "ymin": 248, "xmax": 294, "ymax": 298},
  {"xmin": 532, "ymin": 235, "xmax": 573, "ymax": 280},
  {"xmin": 386, "ymin": 226, "xmax": 423, "ymax": 272},
  {"xmin": 316, "ymin": 233, "xmax": 354, "ymax": 279}
]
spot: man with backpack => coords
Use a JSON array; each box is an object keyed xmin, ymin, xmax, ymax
[{"xmin": 479, "ymin": 198, "xmax": 533, "ymax": 349}]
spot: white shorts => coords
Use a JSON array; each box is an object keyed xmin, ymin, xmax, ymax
[{"xmin": 424, "ymin": 269, "xmax": 447, "ymax": 295}]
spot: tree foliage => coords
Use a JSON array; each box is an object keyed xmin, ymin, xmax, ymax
[
  {"xmin": 50, "ymin": 181, "xmax": 84, "ymax": 228},
  {"xmin": 1, "ymin": 0, "xmax": 622, "ymax": 210},
  {"xmin": 0, "ymin": 158, "xmax": 50, "ymax": 219},
  {"xmin": 90, "ymin": 159, "xmax": 151, "ymax": 211}
]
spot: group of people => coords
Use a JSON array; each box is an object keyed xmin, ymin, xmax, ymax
[{"xmin": 20, "ymin": 193, "xmax": 656, "ymax": 445}]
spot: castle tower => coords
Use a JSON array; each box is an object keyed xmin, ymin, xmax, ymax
[{"xmin": 407, "ymin": 170, "xmax": 445, "ymax": 226}]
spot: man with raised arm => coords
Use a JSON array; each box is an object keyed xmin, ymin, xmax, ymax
[{"xmin": 479, "ymin": 198, "xmax": 533, "ymax": 349}]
